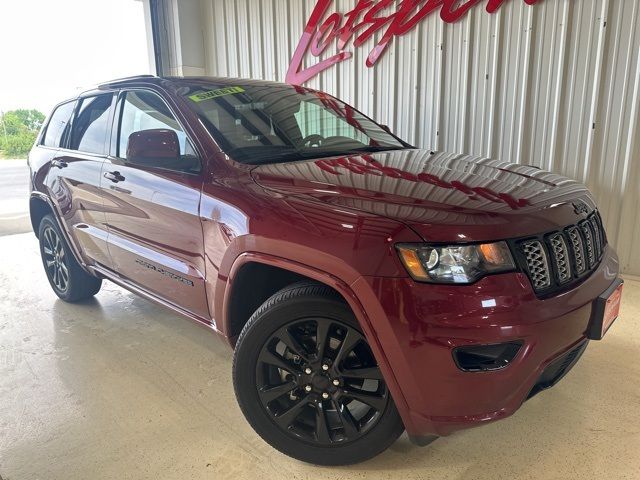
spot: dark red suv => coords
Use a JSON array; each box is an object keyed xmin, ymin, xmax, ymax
[{"xmin": 28, "ymin": 75, "xmax": 623, "ymax": 465}]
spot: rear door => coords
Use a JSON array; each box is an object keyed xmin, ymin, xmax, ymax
[
  {"xmin": 100, "ymin": 89, "xmax": 209, "ymax": 319},
  {"xmin": 46, "ymin": 93, "xmax": 115, "ymax": 267}
]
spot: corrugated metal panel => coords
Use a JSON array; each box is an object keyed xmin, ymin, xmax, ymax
[{"xmin": 173, "ymin": 0, "xmax": 639, "ymax": 274}]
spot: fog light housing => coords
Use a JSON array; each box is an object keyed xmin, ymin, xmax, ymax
[{"xmin": 453, "ymin": 341, "xmax": 523, "ymax": 372}]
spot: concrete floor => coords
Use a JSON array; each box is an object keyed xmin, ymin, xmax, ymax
[{"xmin": 0, "ymin": 232, "xmax": 639, "ymax": 480}]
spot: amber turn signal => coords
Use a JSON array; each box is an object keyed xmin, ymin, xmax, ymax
[{"xmin": 397, "ymin": 246, "xmax": 429, "ymax": 280}]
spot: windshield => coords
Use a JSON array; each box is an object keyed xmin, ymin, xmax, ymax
[{"xmin": 179, "ymin": 83, "xmax": 408, "ymax": 165}]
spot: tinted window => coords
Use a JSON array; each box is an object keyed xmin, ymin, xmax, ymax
[
  {"xmin": 118, "ymin": 90, "xmax": 199, "ymax": 172},
  {"xmin": 70, "ymin": 94, "xmax": 113, "ymax": 154},
  {"xmin": 43, "ymin": 102, "xmax": 75, "ymax": 148},
  {"xmin": 181, "ymin": 83, "xmax": 406, "ymax": 165}
]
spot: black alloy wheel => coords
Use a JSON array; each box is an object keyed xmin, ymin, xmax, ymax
[
  {"xmin": 233, "ymin": 282, "xmax": 404, "ymax": 465},
  {"xmin": 41, "ymin": 224, "xmax": 70, "ymax": 293},
  {"xmin": 255, "ymin": 317, "xmax": 388, "ymax": 445}
]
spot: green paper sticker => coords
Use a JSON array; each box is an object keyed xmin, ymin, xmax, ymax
[{"xmin": 189, "ymin": 87, "xmax": 245, "ymax": 102}]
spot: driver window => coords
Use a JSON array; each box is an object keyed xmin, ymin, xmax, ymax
[
  {"xmin": 295, "ymin": 101, "xmax": 369, "ymax": 145},
  {"xmin": 118, "ymin": 91, "xmax": 199, "ymax": 172}
]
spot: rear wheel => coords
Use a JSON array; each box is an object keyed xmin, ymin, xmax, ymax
[
  {"xmin": 232, "ymin": 283, "xmax": 404, "ymax": 465},
  {"xmin": 38, "ymin": 214, "xmax": 102, "ymax": 302}
]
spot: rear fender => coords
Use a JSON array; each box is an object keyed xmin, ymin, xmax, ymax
[{"xmin": 29, "ymin": 192, "xmax": 93, "ymax": 275}]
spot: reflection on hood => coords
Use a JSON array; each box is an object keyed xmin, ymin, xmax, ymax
[{"xmin": 251, "ymin": 149, "xmax": 594, "ymax": 242}]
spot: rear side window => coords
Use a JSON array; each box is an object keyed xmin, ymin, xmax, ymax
[
  {"xmin": 42, "ymin": 102, "xmax": 75, "ymax": 148},
  {"xmin": 70, "ymin": 94, "xmax": 114, "ymax": 155}
]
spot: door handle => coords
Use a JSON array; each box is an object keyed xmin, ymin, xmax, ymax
[
  {"xmin": 51, "ymin": 159, "xmax": 68, "ymax": 169},
  {"xmin": 104, "ymin": 171, "xmax": 126, "ymax": 183}
]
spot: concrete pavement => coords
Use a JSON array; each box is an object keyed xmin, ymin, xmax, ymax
[
  {"xmin": 0, "ymin": 232, "xmax": 639, "ymax": 480},
  {"xmin": 0, "ymin": 159, "xmax": 31, "ymax": 236}
]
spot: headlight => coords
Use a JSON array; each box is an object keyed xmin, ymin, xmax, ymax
[{"xmin": 396, "ymin": 242, "xmax": 515, "ymax": 284}]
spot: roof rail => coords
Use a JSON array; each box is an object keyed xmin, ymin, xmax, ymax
[{"xmin": 98, "ymin": 74, "xmax": 158, "ymax": 87}]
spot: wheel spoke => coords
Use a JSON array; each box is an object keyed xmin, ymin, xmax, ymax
[
  {"xmin": 44, "ymin": 247, "xmax": 54, "ymax": 256},
  {"xmin": 342, "ymin": 387, "xmax": 386, "ymax": 412},
  {"xmin": 275, "ymin": 326, "xmax": 309, "ymax": 362},
  {"xmin": 46, "ymin": 259, "xmax": 55, "ymax": 268},
  {"xmin": 44, "ymin": 228, "xmax": 51, "ymax": 245},
  {"xmin": 258, "ymin": 381, "xmax": 297, "ymax": 403},
  {"xmin": 315, "ymin": 320, "xmax": 330, "ymax": 359},
  {"xmin": 258, "ymin": 349, "xmax": 298, "ymax": 374},
  {"xmin": 333, "ymin": 399, "xmax": 359, "ymax": 437},
  {"xmin": 58, "ymin": 267, "xmax": 67, "ymax": 290},
  {"xmin": 335, "ymin": 329, "xmax": 362, "ymax": 367},
  {"xmin": 314, "ymin": 401, "xmax": 332, "ymax": 443},
  {"xmin": 58, "ymin": 268, "xmax": 68, "ymax": 288},
  {"xmin": 45, "ymin": 232, "xmax": 54, "ymax": 254},
  {"xmin": 59, "ymin": 262, "xmax": 69, "ymax": 277},
  {"xmin": 341, "ymin": 366, "xmax": 383, "ymax": 381},
  {"xmin": 273, "ymin": 398, "xmax": 308, "ymax": 429}
]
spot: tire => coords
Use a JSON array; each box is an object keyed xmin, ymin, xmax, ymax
[
  {"xmin": 232, "ymin": 282, "xmax": 404, "ymax": 465},
  {"xmin": 38, "ymin": 214, "xmax": 102, "ymax": 302}
]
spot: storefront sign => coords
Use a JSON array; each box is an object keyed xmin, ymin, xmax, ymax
[{"xmin": 287, "ymin": 0, "xmax": 540, "ymax": 85}]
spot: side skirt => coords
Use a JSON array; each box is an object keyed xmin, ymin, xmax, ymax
[{"xmin": 91, "ymin": 264, "xmax": 222, "ymax": 337}]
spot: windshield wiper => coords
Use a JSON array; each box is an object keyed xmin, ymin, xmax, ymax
[{"xmin": 347, "ymin": 146, "xmax": 405, "ymax": 153}]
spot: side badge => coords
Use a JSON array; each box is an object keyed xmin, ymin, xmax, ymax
[{"xmin": 135, "ymin": 259, "xmax": 194, "ymax": 287}]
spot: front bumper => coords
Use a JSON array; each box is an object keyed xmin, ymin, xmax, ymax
[{"xmin": 352, "ymin": 245, "xmax": 620, "ymax": 437}]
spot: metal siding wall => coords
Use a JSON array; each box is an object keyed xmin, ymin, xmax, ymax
[{"xmin": 193, "ymin": 0, "xmax": 639, "ymax": 274}]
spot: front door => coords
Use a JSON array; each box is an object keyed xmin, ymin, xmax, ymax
[{"xmin": 100, "ymin": 89, "xmax": 209, "ymax": 319}]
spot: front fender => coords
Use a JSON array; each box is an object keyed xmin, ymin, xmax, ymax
[{"xmin": 217, "ymin": 250, "xmax": 417, "ymax": 435}]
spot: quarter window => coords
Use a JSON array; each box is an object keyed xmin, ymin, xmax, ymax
[
  {"xmin": 69, "ymin": 94, "xmax": 114, "ymax": 155},
  {"xmin": 117, "ymin": 90, "xmax": 199, "ymax": 172},
  {"xmin": 42, "ymin": 102, "xmax": 75, "ymax": 148}
]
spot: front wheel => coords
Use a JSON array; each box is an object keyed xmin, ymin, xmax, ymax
[
  {"xmin": 38, "ymin": 214, "xmax": 102, "ymax": 302},
  {"xmin": 232, "ymin": 283, "xmax": 404, "ymax": 465}
]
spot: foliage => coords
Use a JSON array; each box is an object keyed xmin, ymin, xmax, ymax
[
  {"xmin": 1, "ymin": 132, "xmax": 37, "ymax": 157},
  {"xmin": 0, "ymin": 108, "xmax": 45, "ymax": 158},
  {"xmin": 12, "ymin": 109, "xmax": 45, "ymax": 132}
]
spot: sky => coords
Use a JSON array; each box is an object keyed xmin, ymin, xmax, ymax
[{"xmin": 0, "ymin": 0, "xmax": 150, "ymax": 115}]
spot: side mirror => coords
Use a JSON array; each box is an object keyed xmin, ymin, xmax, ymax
[{"xmin": 126, "ymin": 129, "xmax": 180, "ymax": 165}]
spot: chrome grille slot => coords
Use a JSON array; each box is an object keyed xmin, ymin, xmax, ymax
[
  {"xmin": 521, "ymin": 240, "xmax": 551, "ymax": 290},
  {"xmin": 580, "ymin": 221, "xmax": 596, "ymax": 267},
  {"xmin": 515, "ymin": 209, "xmax": 607, "ymax": 296},
  {"xmin": 567, "ymin": 227, "xmax": 586, "ymax": 275},
  {"xmin": 548, "ymin": 233, "xmax": 572, "ymax": 283},
  {"xmin": 589, "ymin": 216, "xmax": 602, "ymax": 258}
]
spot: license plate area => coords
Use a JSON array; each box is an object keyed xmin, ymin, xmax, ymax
[{"xmin": 587, "ymin": 279, "xmax": 623, "ymax": 340}]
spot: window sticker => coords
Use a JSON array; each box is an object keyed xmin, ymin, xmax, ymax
[{"xmin": 188, "ymin": 87, "xmax": 245, "ymax": 102}]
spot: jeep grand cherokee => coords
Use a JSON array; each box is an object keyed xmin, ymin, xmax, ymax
[{"xmin": 28, "ymin": 75, "xmax": 623, "ymax": 465}]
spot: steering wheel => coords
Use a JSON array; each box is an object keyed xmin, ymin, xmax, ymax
[{"xmin": 301, "ymin": 134, "xmax": 325, "ymax": 148}]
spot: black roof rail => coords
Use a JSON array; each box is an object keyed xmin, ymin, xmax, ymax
[{"xmin": 97, "ymin": 74, "xmax": 159, "ymax": 87}]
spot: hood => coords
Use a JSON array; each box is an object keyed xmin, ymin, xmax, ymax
[{"xmin": 250, "ymin": 149, "xmax": 596, "ymax": 242}]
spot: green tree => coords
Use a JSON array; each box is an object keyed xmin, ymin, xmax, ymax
[
  {"xmin": 1, "ymin": 112, "xmax": 26, "ymax": 136},
  {"xmin": 0, "ymin": 108, "xmax": 45, "ymax": 158},
  {"xmin": 12, "ymin": 109, "xmax": 45, "ymax": 132}
]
